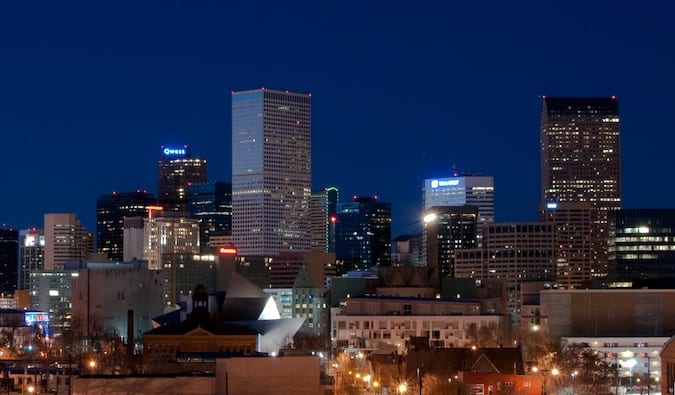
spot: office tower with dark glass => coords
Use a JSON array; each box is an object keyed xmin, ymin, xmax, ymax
[
  {"xmin": 231, "ymin": 89, "xmax": 312, "ymax": 256},
  {"xmin": 0, "ymin": 229, "xmax": 19, "ymax": 294},
  {"xmin": 158, "ymin": 145, "xmax": 207, "ymax": 213},
  {"xmin": 18, "ymin": 228, "xmax": 45, "ymax": 290},
  {"xmin": 310, "ymin": 186, "xmax": 338, "ymax": 253},
  {"xmin": 540, "ymin": 97, "xmax": 621, "ymax": 283},
  {"xmin": 334, "ymin": 195, "xmax": 391, "ymax": 273},
  {"xmin": 188, "ymin": 181, "xmax": 233, "ymax": 249},
  {"xmin": 96, "ymin": 190, "xmax": 157, "ymax": 260}
]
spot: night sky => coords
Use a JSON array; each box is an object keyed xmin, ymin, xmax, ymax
[{"xmin": 1, "ymin": 1, "xmax": 674, "ymax": 238}]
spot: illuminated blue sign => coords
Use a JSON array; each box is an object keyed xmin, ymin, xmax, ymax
[
  {"xmin": 431, "ymin": 179, "xmax": 460, "ymax": 189},
  {"xmin": 163, "ymin": 147, "xmax": 187, "ymax": 156}
]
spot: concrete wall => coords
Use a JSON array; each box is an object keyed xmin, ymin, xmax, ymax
[
  {"xmin": 215, "ymin": 356, "xmax": 321, "ymax": 395},
  {"xmin": 73, "ymin": 376, "xmax": 215, "ymax": 395}
]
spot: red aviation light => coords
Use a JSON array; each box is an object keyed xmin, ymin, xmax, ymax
[
  {"xmin": 330, "ymin": 216, "xmax": 337, "ymax": 224},
  {"xmin": 219, "ymin": 247, "xmax": 237, "ymax": 255}
]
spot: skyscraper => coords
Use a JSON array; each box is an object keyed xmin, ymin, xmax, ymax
[
  {"xmin": 158, "ymin": 145, "xmax": 207, "ymax": 213},
  {"xmin": 188, "ymin": 181, "xmax": 232, "ymax": 249},
  {"xmin": 422, "ymin": 205, "xmax": 477, "ymax": 283},
  {"xmin": 44, "ymin": 213, "xmax": 93, "ymax": 270},
  {"xmin": 334, "ymin": 195, "xmax": 391, "ymax": 272},
  {"xmin": 310, "ymin": 186, "xmax": 338, "ymax": 253},
  {"xmin": 0, "ymin": 229, "xmax": 19, "ymax": 294},
  {"xmin": 96, "ymin": 190, "xmax": 157, "ymax": 260},
  {"xmin": 540, "ymin": 97, "xmax": 621, "ymax": 281},
  {"xmin": 18, "ymin": 228, "xmax": 45, "ymax": 290},
  {"xmin": 423, "ymin": 176, "xmax": 494, "ymax": 246},
  {"xmin": 231, "ymin": 88, "xmax": 312, "ymax": 256}
]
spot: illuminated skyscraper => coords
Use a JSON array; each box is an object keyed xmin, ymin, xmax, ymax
[
  {"xmin": 158, "ymin": 145, "xmax": 207, "ymax": 213},
  {"xmin": 423, "ymin": 176, "xmax": 494, "ymax": 246},
  {"xmin": 540, "ymin": 97, "xmax": 621, "ymax": 281},
  {"xmin": 96, "ymin": 190, "xmax": 157, "ymax": 260},
  {"xmin": 231, "ymin": 88, "xmax": 312, "ymax": 256}
]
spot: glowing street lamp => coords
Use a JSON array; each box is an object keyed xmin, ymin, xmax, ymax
[{"xmin": 398, "ymin": 382, "xmax": 408, "ymax": 394}]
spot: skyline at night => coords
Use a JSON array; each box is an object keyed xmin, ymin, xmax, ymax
[{"xmin": 1, "ymin": 1, "xmax": 674, "ymax": 238}]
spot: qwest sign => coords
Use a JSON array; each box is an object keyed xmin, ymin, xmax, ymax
[
  {"xmin": 430, "ymin": 179, "xmax": 460, "ymax": 188},
  {"xmin": 163, "ymin": 147, "xmax": 187, "ymax": 156}
]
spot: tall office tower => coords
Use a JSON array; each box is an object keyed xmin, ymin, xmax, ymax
[
  {"xmin": 96, "ymin": 190, "xmax": 157, "ymax": 260},
  {"xmin": 18, "ymin": 228, "xmax": 45, "ymax": 290},
  {"xmin": 310, "ymin": 187, "xmax": 338, "ymax": 253},
  {"xmin": 423, "ymin": 176, "xmax": 494, "ymax": 246},
  {"xmin": 334, "ymin": 195, "xmax": 391, "ymax": 273},
  {"xmin": 455, "ymin": 222, "xmax": 558, "ymax": 323},
  {"xmin": 231, "ymin": 88, "xmax": 312, "ymax": 256},
  {"xmin": 0, "ymin": 229, "xmax": 19, "ymax": 294},
  {"xmin": 142, "ymin": 212, "xmax": 200, "ymax": 270},
  {"xmin": 422, "ymin": 205, "xmax": 478, "ymax": 283},
  {"xmin": 44, "ymin": 213, "xmax": 93, "ymax": 270},
  {"xmin": 188, "ymin": 181, "xmax": 232, "ymax": 249},
  {"xmin": 607, "ymin": 209, "xmax": 675, "ymax": 281},
  {"xmin": 540, "ymin": 97, "xmax": 621, "ymax": 280},
  {"xmin": 158, "ymin": 145, "xmax": 207, "ymax": 213}
]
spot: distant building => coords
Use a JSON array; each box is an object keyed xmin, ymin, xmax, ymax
[
  {"xmin": 334, "ymin": 195, "xmax": 391, "ymax": 273},
  {"xmin": 143, "ymin": 212, "xmax": 200, "ymax": 271},
  {"xmin": 29, "ymin": 267, "xmax": 79, "ymax": 330},
  {"xmin": 292, "ymin": 265, "xmax": 329, "ymax": 336},
  {"xmin": 423, "ymin": 175, "xmax": 494, "ymax": 246},
  {"xmin": 188, "ymin": 181, "xmax": 232, "ymax": 249},
  {"xmin": 231, "ymin": 89, "xmax": 312, "ymax": 256},
  {"xmin": 0, "ymin": 229, "xmax": 19, "ymax": 294},
  {"xmin": 540, "ymin": 97, "xmax": 622, "ymax": 280},
  {"xmin": 158, "ymin": 144, "xmax": 207, "ymax": 213},
  {"xmin": 423, "ymin": 205, "xmax": 478, "ymax": 284},
  {"xmin": 540, "ymin": 288, "xmax": 675, "ymax": 339},
  {"xmin": 331, "ymin": 296, "xmax": 504, "ymax": 351},
  {"xmin": 96, "ymin": 190, "xmax": 157, "ymax": 260},
  {"xmin": 455, "ymin": 222, "xmax": 558, "ymax": 324},
  {"xmin": 43, "ymin": 213, "xmax": 93, "ymax": 270},
  {"xmin": 310, "ymin": 187, "xmax": 338, "ymax": 253},
  {"xmin": 391, "ymin": 234, "xmax": 424, "ymax": 266},
  {"xmin": 607, "ymin": 209, "xmax": 675, "ymax": 281},
  {"xmin": 269, "ymin": 251, "xmax": 335, "ymax": 289},
  {"xmin": 122, "ymin": 216, "xmax": 145, "ymax": 262},
  {"xmin": 70, "ymin": 260, "xmax": 165, "ymax": 347},
  {"xmin": 18, "ymin": 228, "xmax": 44, "ymax": 290},
  {"xmin": 540, "ymin": 202, "xmax": 595, "ymax": 287}
]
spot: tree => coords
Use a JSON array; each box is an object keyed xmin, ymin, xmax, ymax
[{"xmin": 557, "ymin": 343, "xmax": 613, "ymax": 395}]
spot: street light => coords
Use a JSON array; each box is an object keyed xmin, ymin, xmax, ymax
[
  {"xmin": 571, "ymin": 370, "xmax": 578, "ymax": 395},
  {"xmin": 398, "ymin": 382, "xmax": 407, "ymax": 394}
]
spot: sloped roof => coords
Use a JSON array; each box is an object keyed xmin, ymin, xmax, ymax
[{"xmin": 144, "ymin": 320, "xmax": 257, "ymax": 337}]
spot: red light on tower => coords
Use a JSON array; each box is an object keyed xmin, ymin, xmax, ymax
[
  {"xmin": 330, "ymin": 216, "xmax": 337, "ymax": 224},
  {"xmin": 219, "ymin": 247, "xmax": 237, "ymax": 255}
]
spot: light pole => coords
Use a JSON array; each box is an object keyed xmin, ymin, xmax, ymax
[
  {"xmin": 398, "ymin": 382, "xmax": 407, "ymax": 395},
  {"xmin": 571, "ymin": 370, "xmax": 578, "ymax": 395}
]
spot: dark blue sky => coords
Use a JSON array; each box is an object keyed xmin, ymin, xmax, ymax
[{"xmin": 1, "ymin": 1, "xmax": 674, "ymax": 238}]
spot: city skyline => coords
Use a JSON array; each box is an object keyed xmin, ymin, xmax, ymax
[{"xmin": 1, "ymin": 1, "xmax": 674, "ymax": 238}]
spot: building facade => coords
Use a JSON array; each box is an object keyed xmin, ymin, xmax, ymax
[
  {"xmin": 18, "ymin": 228, "xmax": 45, "ymax": 290},
  {"xmin": 188, "ymin": 181, "xmax": 232, "ymax": 250},
  {"xmin": 331, "ymin": 296, "xmax": 503, "ymax": 351},
  {"xmin": 423, "ymin": 176, "xmax": 494, "ymax": 246},
  {"xmin": 423, "ymin": 205, "xmax": 478, "ymax": 283},
  {"xmin": 310, "ymin": 186, "xmax": 338, "ymax": 253},
  {"xmin": 0, "ymin": 229, "xmax": 19, "ymax": 294},
  {"xmin": 455, "ymin": 222, "xmax": 558, "ymax": 323},
  {"xmin": 158, "ymin": 145, "xmax": 207, "ymax": 213},
  {"xmin": 607, "ymin": 209, "xmax": 675, "ymax": 281},
  {"xmin": 540, "ymin": 97, "xmax": 621, "ymax": 281},
  {"xmin": 43, "ymin": 213, "xmax": 93, "ymax": 270},
  {"xmin": 231, "ymin": 88, "xmax": 312, "ymax": 256},
  {"xmin": 96, "ymin": 190, "xmax": 157, "ymax": 261},
  {"xmin": 334, "ymin": 196, "xmax": 392, "ymax": 273},
  {"xmin": 142, "ymin": 212, "xmax": 200, "ymax": 271}
]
